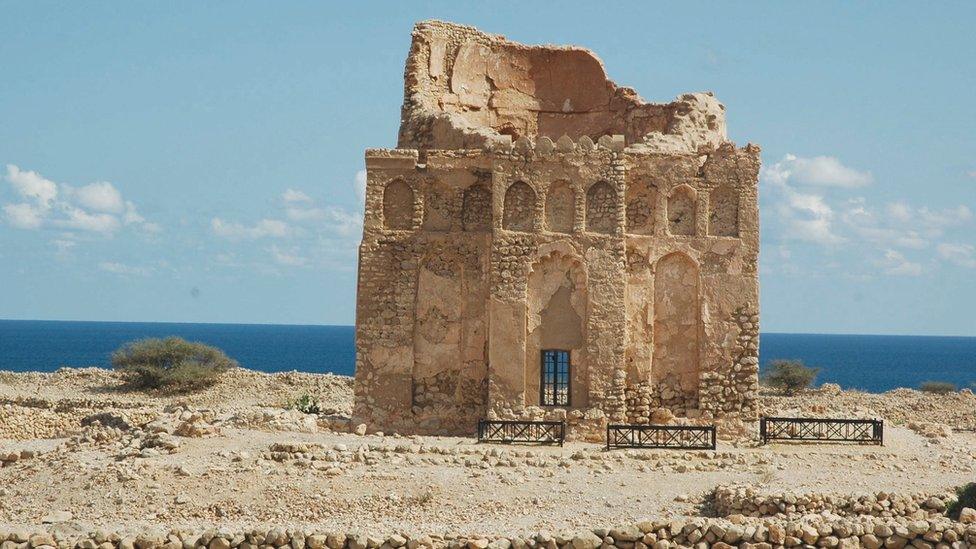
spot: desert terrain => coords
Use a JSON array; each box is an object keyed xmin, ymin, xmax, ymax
[{"xmin": 2, "ymin": 368, "xmax": 975, "ymax": 542}]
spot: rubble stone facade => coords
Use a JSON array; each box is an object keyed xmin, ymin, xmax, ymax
[{"xmin": 354, "ymin": 20, "xmax": 761, "ymax": 438}]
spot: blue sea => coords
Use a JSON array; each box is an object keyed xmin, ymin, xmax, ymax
[{"xmin": 0, "ymin": 320, "xmax": 974, "ymax": 392}]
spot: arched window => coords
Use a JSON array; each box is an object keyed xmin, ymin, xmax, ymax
[
  {"xmin": 585, "ymin": 181, "xmax": 617, "ymax": 234},
  {"xmin": 545, "ymin": 181, "xmax": 575, "ymax": 234},
  {"xmin": 667, "ymin": 186, "xmax": 696, "ymax": 236},
  {"xmin": 708, "ymin": 184, "xmax": 739, "ymax": 237},
  {"xmin": 502, "ymin": 181, "xmax": 537, "ymax": 232},
  {"xmin": 382, "ymin": 179, "xmax": 414, "ymax": 230},
  {"xmin": 461, "ymin": 184, "xmax": 492, "ymax": 232}
]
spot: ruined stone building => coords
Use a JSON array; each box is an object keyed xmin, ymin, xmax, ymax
[{"xmin": 353, "ymin": 21, "xmax": 760, "ymax": 437}]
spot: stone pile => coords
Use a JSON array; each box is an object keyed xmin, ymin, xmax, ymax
[
  {"xmin": 712, "ymin": 485, "xmax": 954, "ymax": 519},
  {"xmin": 4, "ymin": 516, "xmax": 976, "ymax": 549}
]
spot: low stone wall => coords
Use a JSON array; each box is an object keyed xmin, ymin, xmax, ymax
[
  {"xmin": 4, "ymin": 516, "xmax": 976, "ymax": 549},
  {"xmin": 712, "ymin": 485, "xmax": 953, "ymax": 519}
]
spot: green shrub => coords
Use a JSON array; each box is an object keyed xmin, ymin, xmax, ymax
[
  {"xmin": 762, "ymin": 359, "xmax": 820, "ymax": 395},
  {"xmin": 947, "ymin": 483, "xmax": 976, "ymax": 520},
  {"xmin": 920, "ymin": 381, "xmax": 957, "ymax": 394},
  {"xmin": 111, "ymin": 337, "xmax": 237, "ymax": 391},
  {"xmin": 293, "ymin": 393, "xmax": 322, "ymax": 415}
]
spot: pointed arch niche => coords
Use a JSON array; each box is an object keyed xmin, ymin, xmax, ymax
[
  {"xmin": 502, "ymin": 181, "xmax": 537, "ymax": 232},
  {"xmin": 651, "ymin": 252, "xmax": 700, "ymax": 393},
  {"xmin": 524, "ymin": 251, "xmax": 588, "ymax": 408},
  {"xmin": 626, "ymin": 180, "xmax": 657, "ymax": 235},
  {"xmin": 545, "ymin": 180, "xmax": 575, "ymax": 234},
  {"xmin": 382, "ymin": 179, "xmax": 414, "ymax": 230},
  {"xmin": 708, "ymin": 184, "xmax": 740, "ymax": 237},
  {"xmin": 667, "ymin": 185, "xmax": 697, "ymax": 236},
  {"xmin": 585, "ymin": 180, "xmax": 617, "ymax": 234}
]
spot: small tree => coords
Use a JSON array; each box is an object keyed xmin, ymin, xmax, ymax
[
  {"xmin": 947, "ymin": 483, "xmax": 976, "ymax": 520},
  {"xmin": 112, "ymin": 337, "xmax": 237, "ymax": 391},
  {"xmin": 920, "ymin": 381, "xmax": 957, "ymax": 394},
  {"xmin": 762, "ymin": 359, "xmax": 819, "ymax": 395}
]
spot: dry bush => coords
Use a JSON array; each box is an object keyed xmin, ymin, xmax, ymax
[
  {"xmin": 762, "ymin": 359, "xmax": 819, "ymax": 395},
  {"xmin": 920, "ymin": 381, "xmax": 957, "ymax": 394},
  {"xmin": 112, "ymin": 337, "xmax": 237, "ymax": 391}
]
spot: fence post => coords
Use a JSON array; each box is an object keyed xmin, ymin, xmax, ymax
[{"xmin": 759, "ymin": 416, "xmax": 767, "ymax": 445}]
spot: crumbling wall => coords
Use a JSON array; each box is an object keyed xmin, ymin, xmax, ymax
[{"xmin": 398, "ymin": 20, "xmax": 728, "ymax": 153}]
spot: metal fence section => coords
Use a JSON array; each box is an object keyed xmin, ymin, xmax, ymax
[
  {"xmin": 605, "ymin": 424, "xmax": 717, "ymax": 450},
  {"xmin": 477, "ymin": 419, "xmax": 565, "ymax": 446},
  {"xmin": 760, "ymin": 416, "xmax": 883, "ymax": 445}
]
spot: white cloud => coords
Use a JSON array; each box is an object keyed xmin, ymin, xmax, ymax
[
  {"xmin": 937, "ymin": 243, "xmax": 976, "ymax": 268},
  {"xmin": 763, "ymin": 154, "xmax": 872, "ymax": 188},
  {"xmin": 56, "ymin": 206, "xmax": 121, "ymax": 233},
  {"xmin": 881, "ymin": 250, "xmax": 923, "ymax": 277},
  {"xmin": 212, "ymin": 184, "xmax": 363, "ymax": 272},
  {"xmin": 211, "ymin": 217, "xmax": 290, "ymax": 239},
  {"xmin": 2, "ymin": 164, "xmax": 157, "ymax": 236},
  {"xmin": 282, "ymin": 189, "xmax": 312, "ymax": 203},
  {"xmin": 67, "ymin": 181, "xmax": 124, "ymax": 213},
  {"xmin": 285, "ymin": 205, "xmax": 327, "ymax": 222},
  {"xmin": 3, "ymin": 203, "xmax": 45, "ymax": 229},
  {"xmin": 270, "ymin": 245, "xmax": 307, "ymax": 267},
  {"xmin": 98, "ymin": 261, "xmax": 151, "ymax": 276},
  {"xmin": 774, "ymin": 186, "xmax": 844, "ymax": 245},
  {"xmin": 5, "ymin": 164, "xmax": 58, "ymax": 206},
  {"xmin": 354, "ymin": 169, "xmax": 367, "ymax": 204}
]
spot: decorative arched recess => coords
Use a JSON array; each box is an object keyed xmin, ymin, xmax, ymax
[
  {"xmin": 626, "ymin": 180, "xmax": 657, "ymax": 235},
  {"xmin": 624, "ymin": 246, "xmax": 652, "ymax": 382},
  {"xmin": 382, "ymin": 179, "xmax": 414, "ymax": 230},
  {"xmin": 585, "ymin": 180, "xmax": 617, "ymax": 234},
  {"xmin": 708, "ymin": 184, "xmax": 739, "ymax": 237},
  {"xmin": 667, "ymin": 185, "xmax": 697, "ymax": 236},
  {"xmin": 545, "ymin": 180, "xmax": 575, "ymax": 234},
  {"xmin": 412, "ymin": 249, "xmax": 489, "ymax": 414},
  {"xmin": 652, "ymin": 252, "xmax": 700, "ymax": 394},
  {"xmin": 461, "ymin": 184, "xmax": 492, "ymax": 232},
  {"xmin": 525, "ymin": 250, "xmax": 588, "ymax": 408},
  {"xmin": 412, "ymin": 254, "xmax": 462, "ymax": 410},
  {"xmin": 502, "ymin": 181, "xmax": 537, "ymax": 232}
]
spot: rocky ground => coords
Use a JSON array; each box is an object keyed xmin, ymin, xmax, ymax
[{"xmin": 1, "ymin": 368, "xmax": 975, "ymax": 539}]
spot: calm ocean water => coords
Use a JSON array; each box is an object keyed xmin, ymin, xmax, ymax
[{"xmin": 1, "ymin": 320, "xmax": 974, "ymax": 392}]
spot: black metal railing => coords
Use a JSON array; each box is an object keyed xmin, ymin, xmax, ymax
[
  {"xmin": 477, "ymin": 419, "xmax": 565, "ymax": 446},
  {"xmin": 759, "ymin": 416, "xmax": 883, "ymax": 445},
  {"xmin": 606, "ymin": 424, "xmax": 716, "ymax": 450}
]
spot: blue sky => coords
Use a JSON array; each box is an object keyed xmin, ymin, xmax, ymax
[{"xmin": 1, "ymin": 2, "xmax": 974, "ymax": 335}]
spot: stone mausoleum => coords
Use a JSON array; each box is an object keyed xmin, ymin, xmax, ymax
[{"xmin": 353, "ymin": 21, "xmax": 760, "ymax": 438}]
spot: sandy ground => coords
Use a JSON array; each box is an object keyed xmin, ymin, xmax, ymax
[{"xmin": 1, "ymin": 368, "xmax": 975, "ymax": 536}]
